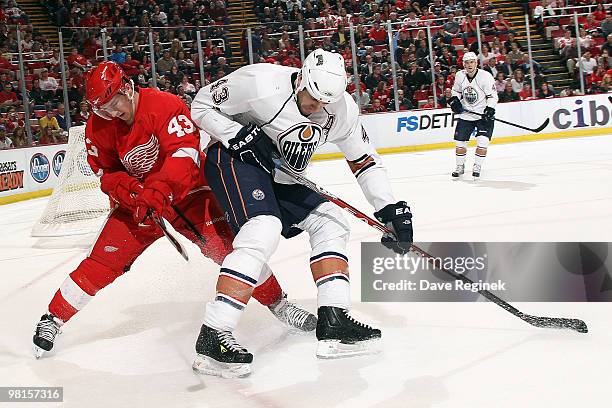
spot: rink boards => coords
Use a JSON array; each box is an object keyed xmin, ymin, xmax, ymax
[{"xmin": 1, "ymin": 93, "xmax": 610, "ymax": 204}]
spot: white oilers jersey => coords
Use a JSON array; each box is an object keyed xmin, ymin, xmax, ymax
[
  {"xmin": 192, "ymin": 64, "xmax": 371, "ymax": 177},
  {"xmin": 190, "ymin": 63, "xmax": 396, "ymax": 210},
  {"xmin": 451, "ymin": 69, "xmax": 498, "ymax": 121}
]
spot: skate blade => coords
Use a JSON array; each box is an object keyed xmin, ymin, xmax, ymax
[
  {"xmin": 316, "ymin": 338, "xmax": 381, "ymax": 359},
  {"xmin": 192, "ymin": 354, "xmax": 251, "ymax": 378}
]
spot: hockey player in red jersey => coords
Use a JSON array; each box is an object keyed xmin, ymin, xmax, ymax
[{"xmin": 33, "ymin": 61, "xmax": 316, "ymax": 359}]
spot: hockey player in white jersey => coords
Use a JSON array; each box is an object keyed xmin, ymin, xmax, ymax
[
  {"xmin": 190, "ymin": 48, "xmax": 413, "ymax": 376},
  {"xmin": 448, "ymin": 51, "xmax": 498, "ymax": 179}
]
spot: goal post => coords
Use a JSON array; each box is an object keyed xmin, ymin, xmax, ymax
[{"xmin": 31, "ymin": 125, "xmax": 111, "ymax": 237}]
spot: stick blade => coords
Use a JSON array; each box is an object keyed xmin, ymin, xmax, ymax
[
  {"xmin": 533, "ymin": 118, "xmax": 550, "ymax": 133},
  {"xmin": 608, "ymin": 96, "xmax": 612, "ymax": 104},
  {"xmin": 522, "ymin": 314, "xmax": 588, "ymax": 333}
]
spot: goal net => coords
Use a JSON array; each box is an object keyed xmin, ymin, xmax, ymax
[{"xmin": 31, "ymin": 125, "xmax": 111, "ymax": 237}]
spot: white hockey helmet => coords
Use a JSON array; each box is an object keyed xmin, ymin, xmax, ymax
[
  {"xmin": 462, "ymin": 52, "xmax": 478, "ymax": 62},
  {"xmin": 297, "ymin": 49, "xmax": 348, "ymax": 104}
]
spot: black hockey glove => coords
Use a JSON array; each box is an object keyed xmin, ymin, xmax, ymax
[
  {"xmin": 374, "ymin": 201, "xmax": 413, "ymax": 255},
  {"xmin": 227, "ymin": 123, "xmax": 276, "ymax": 174},
  {"xmin": 483, "ymin": 106, "xmax": 496, "ymax": 121},
  {"xmin": 448, "ymin": 96, "xmax": 463, "ymax": 114}
]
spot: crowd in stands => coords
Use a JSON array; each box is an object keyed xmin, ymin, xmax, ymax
[
  {"xmin": 246, "ymin": 0, "xmax": 612, "ymax": 112},
  {"xmin": 1, "ymin": 0, "xmax": 612, "ymax": 149},
  {"xmin": 0, "ymin": 0, "xmax": 236, "ymax": 149}
]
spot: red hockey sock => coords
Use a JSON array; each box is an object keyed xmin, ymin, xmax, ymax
[{"xmin": 251, "ymin": 274, "xmax": 283, "ymax": 306}]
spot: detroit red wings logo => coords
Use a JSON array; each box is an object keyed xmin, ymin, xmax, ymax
[{"xmin": 121, "ymin": 135, "xmax": 160, "ymax": 178}]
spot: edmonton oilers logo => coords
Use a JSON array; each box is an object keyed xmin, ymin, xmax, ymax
[
  {"xmin": 52, "ymin": 150, "xmax": 66, "ymax": 176},
  {"xmin": 30, "ymin": 153, "xmax": 50, "ymax": 183},
  {"xmin": 463, "ymin": 86, "xmax": 478, "ymax": 105},
  {"xmin": 279, "ymin": 123, "xmax": 322, "ymax": 172}
]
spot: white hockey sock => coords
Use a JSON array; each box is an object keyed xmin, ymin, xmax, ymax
[
  {"xmin": 203, "ymin": 299, "xmax": 244, "ymax": 332},
  {"xmin": 317, "ymin": 278, "xmax": 350, "ymax": 309},
  {"xmin": 474, "ymin": 135, "xmax": 489, "ymax": 167},
  {"xmin": 455, "ymin": 141, "xmax": 467, "ymax": 166}
]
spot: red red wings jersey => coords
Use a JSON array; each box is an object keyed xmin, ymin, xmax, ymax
[{"xmin": 85, "ymin": 88, "xmax": 208, "ymax": 204}]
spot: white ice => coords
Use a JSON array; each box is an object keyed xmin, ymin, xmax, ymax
[{"xmin": 1, "ymin": 136, "xmax": 612, "ymax": 408}]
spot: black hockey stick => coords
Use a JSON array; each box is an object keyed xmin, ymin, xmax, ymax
[
  {"xmin": 275, "ymin": 164, "xmax": 588, "ymax": 333},
  {"xmin": 463, "ymin": 109, "xmax": 550, "ymax": 133},
  {"xmin": 147, "ymin": 209, "xmax": 189, "ymax": 261},
  {"xmin": 171, "ymin": 204, "xmax": 207, "ymax": 246},
  {"xmin": 608, "ymin": 96, "xmax": 612, "ymax": 104}
]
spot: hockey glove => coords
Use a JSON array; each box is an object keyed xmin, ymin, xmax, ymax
[
  {"xmin": 374, "ymin": 201, "xmax": 413, "ymax": 255},
  {"xmin": 100, "ymin": 172, "xmax": 144, "ymax": 212},
  {"xmin": 227, "ymin": 123, "xmax": 275, "ymax": 174},
  {"xmin": 483, "ymin": 106, "xmax": 495, "ymax": 121},
  {"xmin": 448, "ymin": 96, "xmax": 463, "ymax": 114},
  {"xmin": 133, "ymin": 180, "xmax": 174, "ymax": 226}
]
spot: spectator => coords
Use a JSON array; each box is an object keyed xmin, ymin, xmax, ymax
[
  {"xmin": 351, "ymin": 86, "xmax": 370, "ymax": 108},
  {"xmin": 494, "ymin": 72, "xmax": 507, "ymax": 93},
  {"xmin": 66, "ymin": 48, "xmax": 90, "ymax": 71},
  {"xmin": 0, "ymin": 82, "xmax": 19, "ymax": 111},
  {"xmin": 499, "ymin": 81, "xmax": 521, "ymax": 102},
  {"xmin": 176, "ymin": 85, "xmax": 193, "ymax": 107},
  {"xmin": 368, "ymin": 21, "xmax": 387, "ymax": 45},
  {"xmin": 39, "ymin": 108, "xmax": 61, "ymax": 135},
  {"xmin": 110, "ymin": 45, "xmax": 127, "ymax": 64},
  {"xmin": 157, "ymin": 50, "xmax": 177, "ymax": 75},
  {"xmin": 331, "ymin": 23, "xmax": 350, "ymax": 46},
  {"xmin": 38, "ymin": 125, "xmax": 58, "ymax": 145},
  {"xmin": 538, "ymin": 82, "xmax": 555, "ymax": 98},
  {"xmin": 562, "ymin": 39, "xmax": 586, "ymax": 76},
  {"xmin": 179, "ymin": 75, "xmax": 196, "ymax": 95},
  {"xmin": 165, "ymin": 65, "xmax": 182, "ymax": 88},
  {"xmin": 484, "ymin": 57, "xmax": 500, "ymax": 78},
  {"xmin": 422, "ymin": 95, "xmax": 435, "ymax": 109},
  {"xmin": 507, "ymin": 42, "xmax": 525, "ymax": 70},
  {"xmin": 131, "ymin": 42, "xmax": 145, "ymax": 63},
  {"xmin": 510, "ymin": 69, "xmax": 526, "ymax": 93},
  {"xmin": 39, "ymin": 69, "xmax": 60, "ymax": 99},
  {"xmin": 73, "ymin": 101, "xmax": 90, "ymax": 125},
  {"xmin": 55, "ymin": 103, "xmax": 67, "ymax": 131},
  {"xmin": 368, "ymin": 98, "xmax": 387, "ymax": 113},
  {"xmin": 601, "ymin": 13, "xmax": 612, "ymax": 38},
  {"xmin": 11, "ymin": 125, "xmax": 27, "ymax": 148},
  {"xmin": 519, "ymin": 83, "xmax": 535, "ymax": 100},
  {"xmin": 602, "ymin": 35, "xmax": 612, "ymax": 60},
  {"xmin": 556, "ymin": 30, "xmax": 572, "ymax": 53},
  {"xmin": 494, "ymin": 12, "xmax": 514, "ymax": 35},
  {"xmin": 577, "ymin": 28, "xmax": 592, "ymax": 49},
  {"xmin": 438, "ymin": 87, "xmax": 453, "ymax": 108},
  {"xmin": 578, "ymin": 51, "xmax": 598, "ymax": 76},
  {"xmin": 0, "ymin": 125, "xmax": 12, "ymax": 149},
  {"xmin": 30, "ymin": 79, "xmax": 48, "ymax": 108}
]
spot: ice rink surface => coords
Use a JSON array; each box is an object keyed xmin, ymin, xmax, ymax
[{"xmin": 1, "ymin": 135, "xmax": 611, "ymax": 407}]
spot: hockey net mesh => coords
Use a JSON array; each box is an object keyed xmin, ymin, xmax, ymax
[{"xmin": 31, "ymin": 125, "xmax": 110, "ymax": 237}]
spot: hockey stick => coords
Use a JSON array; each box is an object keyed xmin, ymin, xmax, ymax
[
  {"xmin": 463, "ymin": 109, "xmax": 550, "ymax": 133},
  {"xmin": 147, "ymin": 209, "xmax": 189, "ymax": 262},
  {"xmin": 608, "ymin": 96, "xmax": 612, "ymax": 104},
  {"xmin": 172, "ymin": 204, "xmax": 207, "ymax": 246},
  {"xmin": 275, "ymin": 164, "xmax": 588, "ymax": 333}
]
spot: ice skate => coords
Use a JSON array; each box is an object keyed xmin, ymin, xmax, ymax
[
  {"xmin": 268, "ymin": 293, "xmax": 317, "ymax": 332},
  {"xmin": 193, "ymin": 324, "xmax": 253, "ymax": 378},
  {"xmin": 33, "ymin": 313, "xmax": 62, "ymax": 359},
  {"xmin": 472, "ymin": 164, "xmax": 481, "ymax": 179},
  {"xmin": 452, "ymin": 164, "xmax": 465, "ymax": 178},
  {"xmin": 316, "ymin": 306, "xmax": 381, "ymax": 359}
]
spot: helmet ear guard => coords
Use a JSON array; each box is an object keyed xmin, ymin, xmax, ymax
[{"xmin": 297, "ymin": 48, "xmax": 348, "ymax": 104}]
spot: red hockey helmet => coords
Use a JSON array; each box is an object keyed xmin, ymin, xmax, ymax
[{"xmin": 85, "ymin": 61, "xmax": 131, "ymax": 113}]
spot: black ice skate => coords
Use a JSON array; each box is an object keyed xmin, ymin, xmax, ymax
[
  {"xmin": 268, "ymin": 293, "xmax": 317, "ymax": 332},
  {"xmin": 472, "ymin": 164, "xmax": 481, "ymax": 179},
  {"xmin": 192, "ymin": 324, "xmax": 253, "ymax": 378},
  {"xmin": 452, "ymin": 164, "xmax": 465, "ymax": 178},
  {"xmin": 316, "ymin": 306, "xmax": 381, "ymax": 359},
  {"xmin": 33, "ymin": 313, "xmax": 62, "ymax": 359}
]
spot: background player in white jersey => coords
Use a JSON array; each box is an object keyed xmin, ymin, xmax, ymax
[
  {"xmin": 190, "ymin": 48, "xmax": 413, "ymax": 376},
  {"xmin": 448, "ymin": 52, "xmax": 498, "ymax": 179}
]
